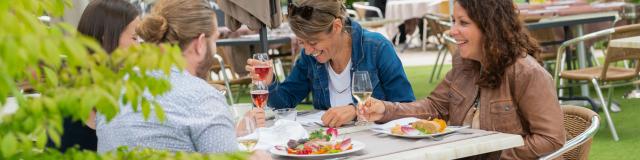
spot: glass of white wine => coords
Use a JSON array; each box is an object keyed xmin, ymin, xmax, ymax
[
  {"xmin": 236, "ymin": 115, "xmax": 258, "ymax": 151},
  {"xmin": 352, "ymin": 71, "xmax": 373, "ymax": 126}
]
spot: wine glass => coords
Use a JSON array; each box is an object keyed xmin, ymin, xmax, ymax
[
  {"xmin": 352, "ymin": 71, "xmax": 373, "ymax": 126},
  {"xmin": 236, "ymin": 115, "xmax": 259, "ymax": 151},
  {"xmin": 251, "ymin": 81, "xmax": 269, "ymax": 109},
  {"xmin": 253, "ymin": 53, "xmax": 271, "ymax": 81}
]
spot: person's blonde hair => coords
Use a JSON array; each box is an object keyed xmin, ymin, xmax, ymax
[
  {"xmin": 136, "ymin": 0, "xmax": 216, "ymax": 79},
  {"xmin": 136, "ymin": 0, "xmax": 215, "ymax": 48},
  {"xmin": 288, "ymin": 0, "xmax": 349, "ymax": 40}
]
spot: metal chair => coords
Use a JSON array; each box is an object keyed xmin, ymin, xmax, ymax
[
  {"xmin": 554, "ymin": 23, "xmax": 640, "ymax": 141},
  {"xmin": 352, "ymin": 2, "xmax": 384, "ymax": 21},
  {"xmin": 426, "ymin": 14, "xmax": 456, "ymax": 83},
  {"xmin": 539, "ymin": 105, "xmax": 599, "ymax": 160},
  {"xmin": 208, "ymin": 47, "xmax": 252, "ymax": 105}
]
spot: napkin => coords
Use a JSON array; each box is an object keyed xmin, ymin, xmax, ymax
[{"xmin": 238, "ymin": 119, "xmax": 309, "ymax": 150}]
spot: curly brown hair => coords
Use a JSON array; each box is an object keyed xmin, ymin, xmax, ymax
[{"xmin": 456, "ymin": 0, "xmax": 541, "ymax": 89}]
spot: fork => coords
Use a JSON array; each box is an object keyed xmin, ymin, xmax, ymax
[{"xmin": 430, "ymin": 130, "xmax": 474, "ymax": 141}]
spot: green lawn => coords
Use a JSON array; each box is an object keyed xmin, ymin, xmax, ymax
[{"xmin": 236, "ymin": 65, "xmax": 640, "ymax": 159}]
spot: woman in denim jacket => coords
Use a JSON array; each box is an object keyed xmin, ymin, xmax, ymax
[{"xmin": 246, "ymin": 0, "xmax": 414, "ymax": 127}]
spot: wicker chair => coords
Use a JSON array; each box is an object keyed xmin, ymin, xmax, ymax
[
  {"xmin": 554, "ymin": 23, "xmax": 640, "ymax": 141},
  {"xmin": 540, "ymin": 105, "xmax": 599, "ymax": 160}
]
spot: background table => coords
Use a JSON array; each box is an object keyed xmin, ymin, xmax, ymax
[
  {"xmin": 384, "ymin": 0, "xmax": 443, "ymax": 38},
  {"xmin": 609, "ymin": 35, "xmax": 640, "ymax": 48}
]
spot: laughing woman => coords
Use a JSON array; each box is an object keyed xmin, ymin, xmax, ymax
[
  {"xmin": 362, "ymin": 0, "xmax": 565, "ymax": 159},
  {"xmin": 245, "ymin": 0, "xmax": 415, "ymax": 128}
]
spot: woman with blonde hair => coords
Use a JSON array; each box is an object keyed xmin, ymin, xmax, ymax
[
  {"xmin": 246, "ymin": 0, "xmax": 415, "ymax": 128},
  {"xmin": 362, "ymin": 0, "xmax": 565, "ymax": 159}
]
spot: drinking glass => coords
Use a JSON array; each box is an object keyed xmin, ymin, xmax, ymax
[
  {"xmin": 352, "ymin": 71, "xmax": 373, "ymax": 126},
  {"xmin": 253, "ymin": 53, "xmax": 271, "ymax": 81},
  {"xmin": 251, "ymin": 81, "xmax": 269, "ymax": 109},
  {"xmin": 236, "ymin": 116, "xmax": 258, "ymax": 151}
]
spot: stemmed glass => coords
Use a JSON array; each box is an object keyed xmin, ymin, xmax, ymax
[
  {"xmin": 352, "ymin": 71, "xmax": 373, "ymax": 126},
  {"xmin": 253, "ymin": 53, "xmax": 271, "ymax": 81},
  {"xmin": 236, "ymin": 115, "xmax": 259, "ymax": 151},
  {"xmin": 251, "ymin": 81, "xmax": 269, "ymax": 109}
]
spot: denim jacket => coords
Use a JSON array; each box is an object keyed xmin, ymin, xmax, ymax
[{"xmin": 268, "ymin": 18, "xmax": 415, "ymax": 110}]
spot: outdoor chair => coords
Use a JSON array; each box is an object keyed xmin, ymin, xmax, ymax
[
  {"xmin": 539, "ymin": 105, "xmax": 599, "ymax": 160},
  {"xmin": 425, "ymin": 14, "xmax": 456, "ymax": 83},
  {"xmin": 554, "ymin": 23, "xmax": 640, "ymax": 141},
  {"xmin": 208, "ymin": 47, "xmax": 252, "ymax": 105}
]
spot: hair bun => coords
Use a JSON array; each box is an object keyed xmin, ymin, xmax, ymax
[{"xmin": 136, "ymin": 14, "xmax": 168, "ymax": 43}]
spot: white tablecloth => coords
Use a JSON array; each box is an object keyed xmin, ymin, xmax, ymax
[{"xmin": 384, "ymin": 0, "xmax": 444, "ymax": 38}]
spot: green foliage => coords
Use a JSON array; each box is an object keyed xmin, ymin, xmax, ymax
[
  {"xmin": 24, "ymin": 147, "xmax": 249, "ymax": 160},
  {"xmin": 0, "ymin": 0, "xmax": 245, "ymax": 159}
]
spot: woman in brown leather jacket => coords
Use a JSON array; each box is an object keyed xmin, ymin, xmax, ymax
[{"xmin": 362, "ymin": 0, "xmax": 565, "ymax": 159}]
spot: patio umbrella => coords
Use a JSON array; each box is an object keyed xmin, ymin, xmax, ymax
[{"xmin": 217, "ymin": 0, "xmax": 282, "ymax": 52}]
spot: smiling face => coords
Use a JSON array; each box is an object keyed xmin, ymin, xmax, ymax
[
  {"xmin": 450, "ymin": 2, "xmax": 483, "ymax": 61},
  {"xmin": 297, "ymin": 19, "xmax": 344, "ymax": 64}
]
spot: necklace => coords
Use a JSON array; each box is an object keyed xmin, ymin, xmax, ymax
[{"xmin": 332, "ymin": 83, "xmax": 351, "ymax": 94}]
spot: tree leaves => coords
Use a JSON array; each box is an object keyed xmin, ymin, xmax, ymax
[
  {"xmin": 1, "ymin": 133, "xmax": 17, "ymax": 158},
  {"xmin": 0, "ymin": 0, "xmax": 194, "ymax": 158}
]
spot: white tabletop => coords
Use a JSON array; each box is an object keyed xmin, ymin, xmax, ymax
[
  {"xmin": 384, "ymin": 0, "xmax": 443, "ymax": 38},
  {"xmin": 368, "ymin": 133, "xmax": 524, "ymax": 160},
  {"xmin": 609, "ymin": 36, "xmax": 640, "ymax": 49},
  {"xmin": 273, "ymin": 123, "xmax": 524, "ymax": 160}
]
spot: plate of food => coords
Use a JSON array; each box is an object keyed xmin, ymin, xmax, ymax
[
  {"xmin": 370, "ymin": 117, "xmax": 469, "ymax": 138},
  {"xmin": 270, "ymin": 128, "xmax": 365, "ymax": 158}
]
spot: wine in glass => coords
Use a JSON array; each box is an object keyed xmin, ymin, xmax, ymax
[
  {"xmin": 352, "ymin": 71, "xmax": 373, "ymax": 126},
  {"xmin": 251, "ymin": 81, "xmax": 269, "ymax": 109},
  {"xmin": 253, "ymin": 53, "xmax": 271, "ymax": 81},
  {"xmin": 236, "ymin": 116, "xmax": 258, "ymax": 151}
]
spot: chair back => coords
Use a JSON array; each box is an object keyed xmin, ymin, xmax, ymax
[
  {"xmin": 540, "ymin": 105, "xmax": 599, "ymax": 160},
  {"xmin": 352, "ymin": 2, "xmax": 383, "ymax": 20},
  {"xmin": 601, "ymin": 24, "xmax": 640, "ymax": 79},
  {"xmin": 425, "ymin": 14, "xmax": 456, "ymax": 53}
]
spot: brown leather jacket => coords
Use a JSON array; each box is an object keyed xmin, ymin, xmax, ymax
[{"xmin": 378, "ymin": 53, "xmax": 565, "ymax": 159}]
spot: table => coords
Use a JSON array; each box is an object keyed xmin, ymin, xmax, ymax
[
  {"xmin": 518, "ymin": 2, "xmax": 625, "ymax": 22},
  {"xmin": 216, "ymin": 35, "xmax": 291, "ymax": 47},
  {"xmin": 608, "ymin": 35, "xmax": 640, "ymax": 99},
  {"xmin": 384, "ymin": 0, "xmax": 443, "ymax": 38},
  {"xmin": 609, "ymin": 35, "xmax": 640, "ymax": 48},
  {"xmin": 272, "ymin": 124, "xmax": 524, "ymax": 160},
  {"xmin": 526, "ymin": 12, "xmax": 618, "ymax": 98}
]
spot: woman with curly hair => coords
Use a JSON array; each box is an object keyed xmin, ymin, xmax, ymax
[{"xmin": 362, "ymin": 0, "xmax": 565, "ymax": 159}]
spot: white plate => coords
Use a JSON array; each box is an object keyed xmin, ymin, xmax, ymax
[
  {"xmin": 269, "ymin": 140, "xmax": 365, "ymax": 158},
  {"xmin": 370, "ymin": 117, "xmax": 469, "ymax": 138}
]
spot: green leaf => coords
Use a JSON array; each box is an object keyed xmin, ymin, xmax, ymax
[
  {"xmin": 152, "ymin": 101, "xmax": 165, "ymax": 122},
  {"xmin": 36, "ymin": 128, "xmax": 47, "ymax": 149},
  {"xmin": 2, "ymin": 133, "xmax": 18, "ymax": 158},
  {"xmin": 43, "ymin": 67, "xmax": 59, "ymax": 87},
  {"xmin": 141, "ymin": 99, "xmax": 151, "ymax": 120},
  {"xmin": 48, "ymin": 127, "xmax": 61, "ymax": 147}
]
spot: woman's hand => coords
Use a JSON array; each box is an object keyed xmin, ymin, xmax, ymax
[
  {"xmin": 321, "ymin": 105, "xmax": 357, "ymax": 128},
  {"xmin": 245, "ymin": 59, "xmax": 274, "ymax": 86},
  {"xmin": 362, "ymin": 97, "xmax": 386, "ymax": 122},
  {"xmin": 246, "ymin": 108, "xmax": 266, "ymax": 128}
]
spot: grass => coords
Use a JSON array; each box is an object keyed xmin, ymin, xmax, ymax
[{"xmin": 235, "ymin": 65, "xmax": 639, "ymax": 159}]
